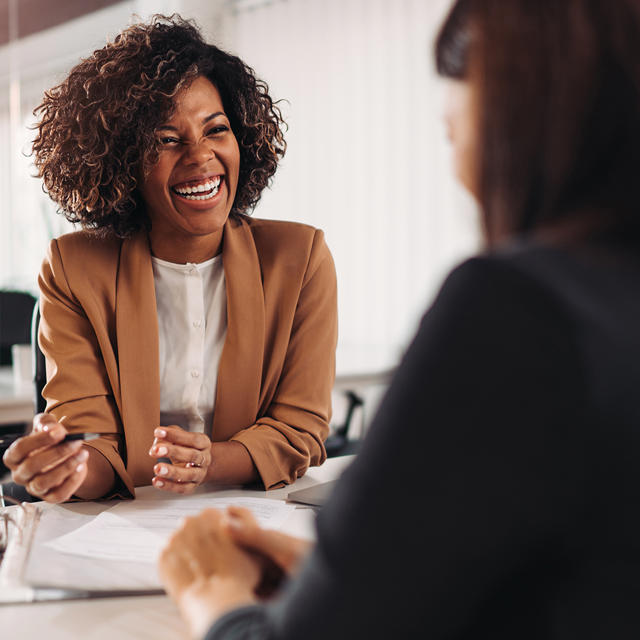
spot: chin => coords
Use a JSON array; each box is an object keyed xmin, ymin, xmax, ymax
[{"xmin": 183, "ymin": 215, "xmax": 229, "ymax": 236}]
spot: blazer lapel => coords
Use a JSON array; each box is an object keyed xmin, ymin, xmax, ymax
[
  {"xmin": 212, "ymin": 218, "xmax": 265, "ymax": 440},
  {"xmin": 116, "ymin": 232, "xmax": 160, "ymax": 486}
]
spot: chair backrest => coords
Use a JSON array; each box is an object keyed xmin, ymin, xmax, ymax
[
  {"xmin": 0, "ymin": 290, "xmax": 37, "ymax": 366},
  {"xmin": 31, "ymin": 302, "xmax": 47, "ymax": 415}
]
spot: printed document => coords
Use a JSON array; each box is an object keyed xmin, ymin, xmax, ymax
[{"xmin": 45, "ymin": 495, "xmax": 295, "ymax": 564}]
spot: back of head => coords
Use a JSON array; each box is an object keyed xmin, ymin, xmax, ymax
[{"xmin": 437, "ymin": 0, "xmax": 640, "ymax": 246}]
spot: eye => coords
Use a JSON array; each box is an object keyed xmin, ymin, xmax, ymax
[
  {"xmin": 206, "ymin": 125, "xmax": 229, "ymax": 137},
  {"xmin": 158, "ymin": 136, "xmax": 180, "ymax": 146}
]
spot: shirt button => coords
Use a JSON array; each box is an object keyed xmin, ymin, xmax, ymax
[
  {"xmin": 190, "ymin": 369, "xmax": 200, "ymax": 378},
  {"xmin": 188, "ymin": 266, "xmax": 198, "ymax": 275},
  {"xmin": 193, "ymin": 319, "xmax": 202, "ymax": 328}
]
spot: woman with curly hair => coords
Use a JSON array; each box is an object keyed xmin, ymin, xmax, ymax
[{"xmin": 3, "ymin": 15, "xmax": 337, "ymax": 502}]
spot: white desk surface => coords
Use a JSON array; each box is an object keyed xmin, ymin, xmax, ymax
[
  {"xmin": 0, "ymin": 455, "xmax": 354, "ymax": 639},
  {"xmin": 0, "ymin": 366, "xmax": 34, "ymax": 426}
]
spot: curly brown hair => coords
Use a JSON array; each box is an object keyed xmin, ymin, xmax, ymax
[{"xmin": 32, "ymin": 15, "xmax": 286, "ymax": 237}]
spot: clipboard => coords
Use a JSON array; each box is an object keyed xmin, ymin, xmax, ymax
[
  {"xmin": 0, "ymin": 501, "xmax": 41, "ymax": 587},
  {"xmin": 0, "ymin": 501, "xmax": 164, "ymax": 604}
]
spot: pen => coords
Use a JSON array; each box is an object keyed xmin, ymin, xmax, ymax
[
  {"xmin": 0, "ymin": 586, "xmax": 165, "ymax": 604},
  {"xmin": 0, "ymin": 432, "xmax": 102, "ymax": 448},
  {"xmin": 61, "ymin": 433, "xmax": 101, "ymax": 442}
]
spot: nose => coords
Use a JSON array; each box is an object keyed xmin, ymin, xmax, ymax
[
  {"xmin": 444, "ymin": 117, "xmax": 454, "ymax": 143},
  {"xmin": 184, "ymin": 136, "xmax": 216, "ymax": 165}
]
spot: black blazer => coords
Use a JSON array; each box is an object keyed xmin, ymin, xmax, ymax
[{"xmin": 207, "ymin": 233, "xmax": 640, "ymax": 639}]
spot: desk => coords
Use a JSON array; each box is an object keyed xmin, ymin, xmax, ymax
[
  {"xmin": 0, "ymin": 455, "xmax": 353, "ymax": 639},
  {"xmin": 0, "ymin": 367, "xmax": 34, "ymax": 426}
]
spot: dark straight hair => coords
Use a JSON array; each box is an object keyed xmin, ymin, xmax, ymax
[
  {"xmin": 435, "ymin": 0, "xmax": 471, "ymax": 80},
  {"xmin": 436, "ymin": 0, "xmax": 640, "ymax": 246}
]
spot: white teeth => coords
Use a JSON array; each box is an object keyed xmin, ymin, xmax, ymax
[
  {"xmin": 177, "ymin": 184, "xmax": 220, "ymax": 201},
  {"xmin": 173, "ymin": 176, "xmax": 222, "ymax": 196}
]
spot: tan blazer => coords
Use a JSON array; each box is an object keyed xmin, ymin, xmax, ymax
[{"xmin": 38, "ymin": 216, "xmax": 337, "ymax": 497}]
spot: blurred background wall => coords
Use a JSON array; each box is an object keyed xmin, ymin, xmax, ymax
[{"xmin": 0, "ymin": 0, "xmax": 479, "ymax": 375}]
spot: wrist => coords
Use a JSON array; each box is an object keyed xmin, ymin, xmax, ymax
[
  {"xmin": 73, "ymin": 447, "xmax": 116, "ymax": 499},
  {"xmin": 179, "ymin": 576, "xmax": 256, "ymax": 639},
  {"xmin": 205, "ymin": 441, "xmax": 258, "ymax": 486}
]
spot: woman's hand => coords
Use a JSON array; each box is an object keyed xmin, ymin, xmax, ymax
[
  {"xmin": 2, "ymin": 414, "xmax": 89, "ymax": 503},
  {"xmin": 149, "ymin": 426, "xmax": 212, "ymax": 494},
  {"xmin": 158, "ymin": 508, "xmax": 259, "ymax": 639},
  {"xmin": 225, "ymin": 506, "xmax": 312, "ymax": 578}
]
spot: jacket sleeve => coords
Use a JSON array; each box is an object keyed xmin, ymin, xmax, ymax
[
  {"xmin": 230, "ymin": 231, "xmax": 338, "ymax": 489},
  {"xmin": 38, "ymin": 239, "xmax": 134, "ymax": 498}
]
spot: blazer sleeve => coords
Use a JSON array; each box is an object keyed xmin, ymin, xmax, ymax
[
  {"xmin": 230, "ymin": 231, "xmax": 338, "ymax": 489},
  {"xmin": 38, "ymin": 239, "xmax": 133, "ymax": 498}
]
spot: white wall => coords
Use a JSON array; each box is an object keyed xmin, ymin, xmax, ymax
[
  {"xmin": 0, "ymin": 0, "xmax": 479, "ymax": 374},
  {"xmin": 225, "ymin": 0, "xmax": 479, "ymax": 372}
]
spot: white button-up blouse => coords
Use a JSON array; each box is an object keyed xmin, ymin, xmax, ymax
[{"xmin": 151, "ymin": 254, "xmax": 227, "ymax": 435}]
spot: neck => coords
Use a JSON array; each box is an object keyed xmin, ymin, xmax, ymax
[{"xmin": 148, "ymin": 229, "xmax": 224, "ymax": 264}]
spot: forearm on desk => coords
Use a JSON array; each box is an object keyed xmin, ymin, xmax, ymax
[
  {"xmin": 74, "ymin": 446, "xmax": 116, "ymax": 499},
  {"xmin": 206, "ymin": 441, "xmax": 259, "ymax": 486}
]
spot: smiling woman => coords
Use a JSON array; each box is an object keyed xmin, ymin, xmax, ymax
[
  {"xmin": 2, "ymin": 15, "xmax": 338, "ymax": 503},
  {"xmin": 139, "ymin": 76, "xmax": 241, "ymax": 263}
]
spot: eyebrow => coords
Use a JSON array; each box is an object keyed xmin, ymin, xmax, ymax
[{"xmin": 157, "ymin": 112, "xmax": 227, "ymax": 131}]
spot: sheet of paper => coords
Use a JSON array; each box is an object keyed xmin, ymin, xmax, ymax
[{"xmin": 44, "ymin": 496, "xmax": 295, "ymax": 564}]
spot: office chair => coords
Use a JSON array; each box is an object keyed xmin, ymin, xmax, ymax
[
  {"xmin": 0, "ymin": 302, "xmax": 44, "ymax": 503},
  {"xmin": 325, "ymin": 390, "xmax": 364, "ymax": 457},
  {"xmin": 0, "ymin": 290, "xmax": 37, "ymax": 366},
  {"xmin": 32, "ymin": 303, "xmax": 47, "ymax": 415},
  {"xmin": 0, "ymin": 290, "xmax": 37, "ymax": 437}
]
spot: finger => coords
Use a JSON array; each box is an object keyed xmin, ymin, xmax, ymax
[
  {"xmin": 182, "ymin": 511, "xmax": 226, "ymax": 556},
  {"xmin": 32, "ymin": 413, "xmax": 60, "ymax": 433},
  {"xmin": 152, "ymin": 475, "xmax": 198, "ymax": 495},
  {"xmin": 11, "ymin": 439, "xmax": 83, "ymax": 484},
  {"xmin": 227, "ymin": 518, "xmax": 281, "ymax": 555},
  {"xmin": 40, "ymin": 454, "xmax": 89, "ymax": 503},
  {"xmin": 225, "ymin": 512, "xmax": 309, "ymax": 573},
  {"xmin": 224, "ymin": 507, "xmax": 262, "ymax": 544},
  {"xmin": 225, "ymin": 507, "xmax": 261, "ymax": 542},
  {"xmin": 158, "ymin": 545, "xmax": 195, "ymax": 597},
  {"xmin": 27, "ymin": 449, "xmax": 89, "ymax": 501},
  {"xmin": 150, "ymin": 442, "xmax": 209, "ymax": 467},
  {"xmin": 153, "ymin": 427, "xmax": 210, "ymax": 451},
  {"xmin": 3, "ymin": 421, "xmax": 67, "ymax": 468},
  {"xmin": 148, "ymin": 436, "xmax": 159, "ymax": 454},
  {"xmin": 158, "ymin": 513, "xmax": 223, "ymax": 589},
  {"xmin": 227, "ymin": 506, "xmax": 259, "ymax": 527},
  {"xmin": 154, "ymin": 460, "xmax": 206, "ymax": 484}
]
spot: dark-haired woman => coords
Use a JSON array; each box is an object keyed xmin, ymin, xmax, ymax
[
  {"xmin": 158, "ymin": 0, "xmax": 640, "ymax": 638},
  {"xmin": 3, "ymin": 16, "xmax": 337, "ymax": 501}
]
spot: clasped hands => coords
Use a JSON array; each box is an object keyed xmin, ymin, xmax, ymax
[
  {"xmin": 149, "ymin": 426, "xmax": 212, "ymax": 494},
  {"xmin": 2, "ymin": 415, "xmax": 212, "ymax": 502},
  {"xmin": 158, "ymin": 506, "xmax": 311, "ymax": 639}
]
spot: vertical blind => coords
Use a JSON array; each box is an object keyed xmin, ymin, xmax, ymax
[{"xmin": 228, "ymin": 0, "xmax": 479, "ymax": 371}]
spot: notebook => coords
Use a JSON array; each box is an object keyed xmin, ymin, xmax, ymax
[{"xmin": 287, "ymin": 481, "xmax": 337, "ymax": 507}]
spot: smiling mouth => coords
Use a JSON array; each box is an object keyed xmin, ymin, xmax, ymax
[{"xmin": 171, "ymin": 176, "xmax": 222, "ymax": 201}]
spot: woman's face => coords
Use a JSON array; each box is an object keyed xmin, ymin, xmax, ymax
[
  {"xmin": 443, "ymin": 78, "xmax": 478, "ymax": 196},
  {"xmin": 139, "ymin": 75, "xmax": 240, "ymax": 248}
]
